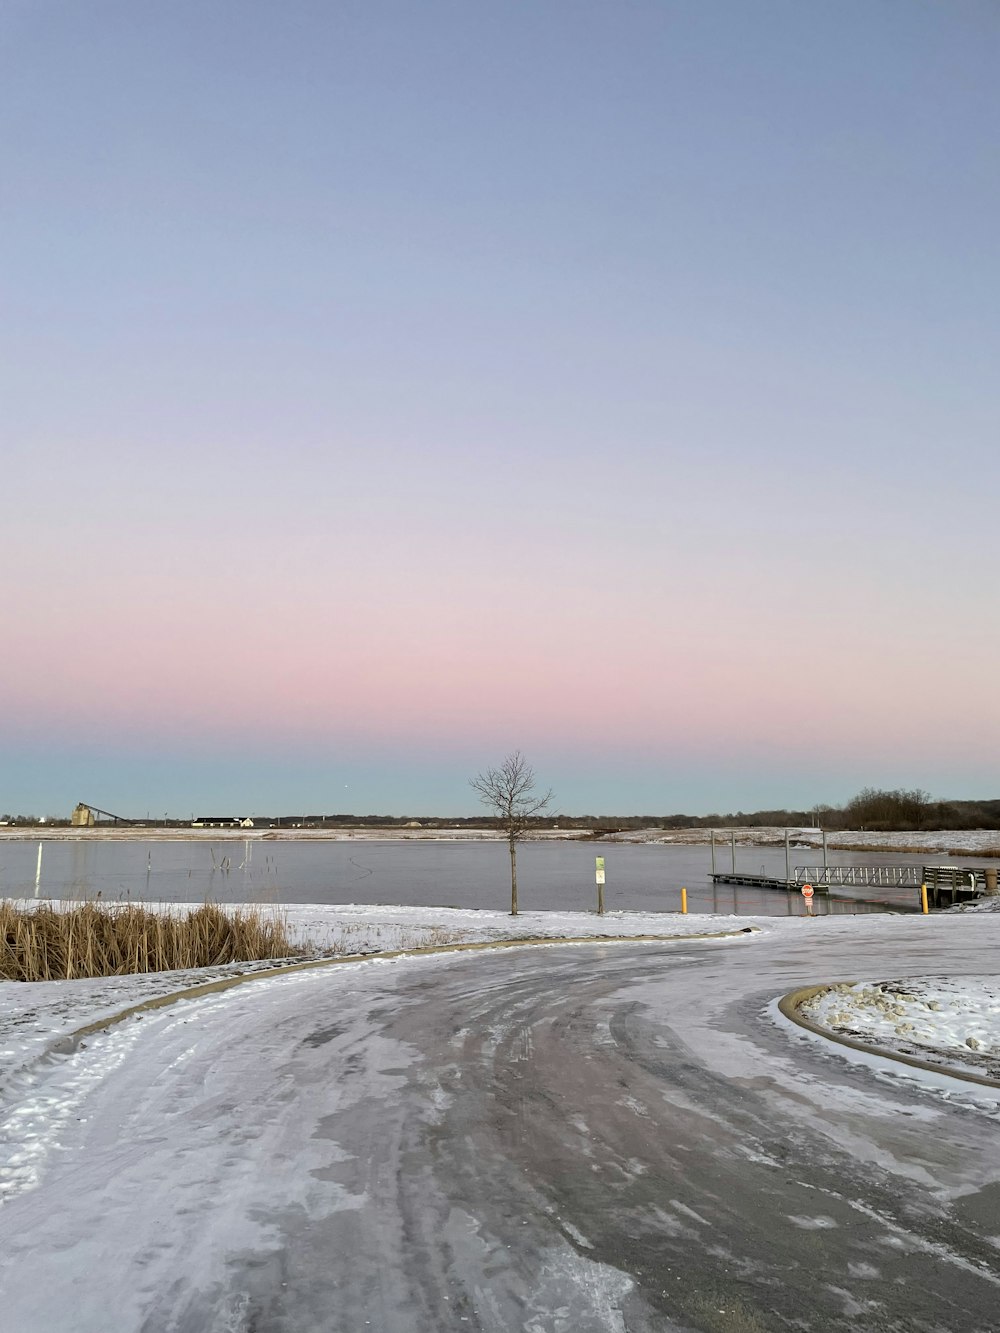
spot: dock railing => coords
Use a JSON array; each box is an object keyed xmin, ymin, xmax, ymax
[{"xmin": 792, "ymin": 865, "xmax": 923, "ymax": 888}]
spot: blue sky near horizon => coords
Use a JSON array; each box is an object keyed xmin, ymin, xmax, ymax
[{"xmin": 2, "ymin": 2, "xmax": 999, "ymax": 816}]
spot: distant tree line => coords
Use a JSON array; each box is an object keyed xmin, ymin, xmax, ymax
[
  {"xmin": 270, "ymin": 792, "xmax": 1000, "ymax": 832},
  {"xmin": 8, "ymin": 789, "xmax": 1000, "ymax": 832}
]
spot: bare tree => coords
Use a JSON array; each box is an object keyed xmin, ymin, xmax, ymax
[{"xmin": 470, "ymin": 751, "xmax": 554, "ymax": 915}]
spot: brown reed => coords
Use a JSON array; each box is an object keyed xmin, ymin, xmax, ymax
[{"xmin": 0, "ymin": 901, "xmax": 295, "ymax": 982}]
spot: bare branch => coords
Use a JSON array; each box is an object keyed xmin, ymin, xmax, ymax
[
  {"xmin": 470, "ymin": 750, "xmax": 553, "ymax": 833},
  {"xmin": 469, "ymin": 751, "xmax": 555, "ymax": 914}
]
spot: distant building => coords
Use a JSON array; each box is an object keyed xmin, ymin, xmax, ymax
[
  {"xmin": 191, "ymin": 816, "xmax": 254, "ymax": 828},
  {"xmin": 71, "ymin": 804, "xmax": 95, "ymax": 827}
]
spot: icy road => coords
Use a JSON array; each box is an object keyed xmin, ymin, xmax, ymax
[{"xmin": 2, "ymin": 915, "xmax": 1000, "ymax": 1332}]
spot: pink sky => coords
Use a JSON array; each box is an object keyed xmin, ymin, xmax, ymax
[{"xmin": 3, "ymin": 3, "xmax": 999, "ymax": 814}]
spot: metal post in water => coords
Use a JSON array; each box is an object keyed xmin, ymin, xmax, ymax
[
  {"xmin": 785, "ymin": 829, "xmax": 790, "ymax": 886},
  {"xmin": 731, "ymin": 831, "xmax": 736, "ymax": 873},
  {"xmin": 822, "ymin": 828, "xmax": 828, "ymax": 875},
  {"xmin": 34, "ymin": 841, "xmax": 43, "ymax": 898},
  {"xmin": 710, "ymin": 829, "xmax": 716, "ymax": 876}
]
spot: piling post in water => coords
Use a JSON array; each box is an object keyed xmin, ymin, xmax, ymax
[
  {"xmin": 34, "ymin": 841, "xmax": 43, "ymax": 898},
  {"xmin": 785, "ymin": 829, "xmax": 790, "ymax": 886},
  {"xmin": 681, "ymin": 887, "xmax": 688, "ymax": 914},
  {"xmin": 731, "ymin": 831, "xmax": 736, "ymax": 874},
  {"xmin": 710, "ymin": 829, "xmax": 716, "ymax": 876},
  {"xmin": 822, "ymin": 828, "xmax": 828, "ymax": 876},
  {"xmin": 921, "ymin": 883, "xmax": 929, "ymax": 914}
]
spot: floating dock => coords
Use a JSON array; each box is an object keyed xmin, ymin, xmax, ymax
[
  {"xmin": 710, "ymin": 872, "xmax": 811, "ymax": 892},
  {"xmin": 710, "ymin": 863, "xmax": 989, "ymax": 910}
]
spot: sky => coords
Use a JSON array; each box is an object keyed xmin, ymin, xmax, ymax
[{"xmin": 2, "ymin": 1, "xmax": 999, "ymax": 818}]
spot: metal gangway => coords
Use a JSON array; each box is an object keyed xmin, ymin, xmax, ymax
[{"xmin": 792, "ymin": 865, "xmax": 924, "ymax": 889}]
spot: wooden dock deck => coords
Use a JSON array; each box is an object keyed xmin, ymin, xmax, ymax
[{"xmin": 710, "ymin": 872, "xmax": 813, "ymax": 892}]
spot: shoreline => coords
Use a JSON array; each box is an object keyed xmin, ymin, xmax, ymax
[{"xmin": 2, "ymin": 825, "xmax": 999, "ymax": 856}]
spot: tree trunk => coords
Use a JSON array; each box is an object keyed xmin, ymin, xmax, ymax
[{"xmin": 509, "ymin": 836, "xmax": 518, "ymax": 915}]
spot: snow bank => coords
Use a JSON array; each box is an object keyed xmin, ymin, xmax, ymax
[{"xmin": 801, "ymin": 977, "xmax": 1000, "ymax": 1081}]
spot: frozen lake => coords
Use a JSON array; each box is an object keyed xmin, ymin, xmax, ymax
[{"xmin": 0, "ymin": 836, "xmax": 967, "ymax": 915}]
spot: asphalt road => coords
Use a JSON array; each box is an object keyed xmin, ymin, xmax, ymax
[{"xmin": 2, "ymin": 915, "xmax": 1000, "ymax": 1332}]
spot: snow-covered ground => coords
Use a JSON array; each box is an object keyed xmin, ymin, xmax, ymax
[
  {"xmin": 5, "ymin": 825, "xmax": 1000, "ymax": 854},
  {"xmin": 0, "ymin": 826, "xmax": 582, "ymax": 843},
  {"xmin": 800, "ymin": 977, "xmax": 1000, "ymax": 1081},
  {"xmin": 0, "ymin": 904, "xmax": 764, "ymax": 1083},
  {"xmin": 631, "ymin": 828, "xmax": 1000, "ymax": 853},
  {"xmin": 278, "ymin": 902, "xmax": 756, "ymax": 955},
  {"xmin": 3, "ymin": 911, "xmax": 1000, "ymax": 1331},
  {"xmin": 6, "ymin": 900, "xmax": 1000, "ymax": 1117},
  {"xmin": 816, "ymin": 829, "xmax": 1000, "ymax": 854}
]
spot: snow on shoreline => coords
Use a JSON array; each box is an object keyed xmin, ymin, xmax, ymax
[{"xmin": 800, "ymin": 977, "xmax": 1000, "ymax": 1081}]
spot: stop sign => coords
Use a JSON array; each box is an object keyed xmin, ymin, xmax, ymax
[{"xmin": 801, "ymin": 883, "xmax": 814, "ymax": 898}]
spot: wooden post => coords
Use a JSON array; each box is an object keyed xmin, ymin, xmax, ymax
[
  {"xmin": 681, "ymin": 887, "xmax": 688, "ymax": 914},
  {"xmin": 595, "ymin": 856, "xmax": 605, "ymax": 915}
]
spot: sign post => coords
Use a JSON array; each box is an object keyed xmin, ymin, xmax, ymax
[
  {"xmin": 801, "ymin": 882, "xmax": 814, "ymax": 916},
  {"xmin": 595, "ymin": 856, "xmax": 606, "ymax": 915}
]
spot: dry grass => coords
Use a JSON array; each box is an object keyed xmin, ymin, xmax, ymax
[{"xmin": 0, "ymin": 901, "xmax": 296, "ymax": 982}]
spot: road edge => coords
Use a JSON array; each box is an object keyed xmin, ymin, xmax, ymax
[{"xmin": 62, "ymin": 927, "xmax": 760, "ymax": 1046}]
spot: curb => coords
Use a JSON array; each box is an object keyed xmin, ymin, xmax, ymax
[
  {"xmin": 777, "ymin": 983, "xmax": 1000, "ymax": 1090},
  {"xmin": 62, "ymin": 926, "xmax": 760, "ymax": 1046}
]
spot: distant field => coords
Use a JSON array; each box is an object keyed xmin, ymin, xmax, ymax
[{"xmin": 2, "ymin": 824, "xmax": 1000, "ymax": 855}]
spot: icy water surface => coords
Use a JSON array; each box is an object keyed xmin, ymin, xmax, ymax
[{"xmin": 0, "ymin": 837, "xmax": 961, "ymax": 915}]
